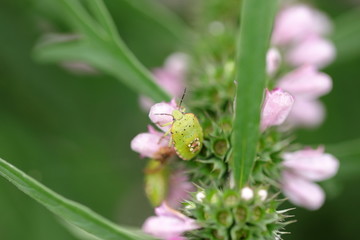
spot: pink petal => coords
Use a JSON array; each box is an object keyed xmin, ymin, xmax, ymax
[
  {"xmin": 277, "ymin": 65, "xmax": 332, "ymax": 99},
  {"xmin": 261, "ymin": 88, "xmax": 295, "ymax": 131},
  {"xmin": 266, "ymin": 48, "xmax": 282, "ymax": 76},
  {"xmin": 272, "ymin": 4, "xmax": 332, "ymax": 45},
  {"xmin": 139, "ymin": 96, "xmax": 155, "ymax": 111},
  {"xmin": 164, "ymin": 52, "xmax": 188, "ymax": 78},
  {"xmin": 282, "ymin": 147, "xmax": 339, "ymax": 181},
  {"xmin": 153, "ymin": 69, "xmax": 184, "ymax": 98},
  {"xmin": 282, "ymin": 171, "xmax": 325, "ymax": 210},
  {"xmin": 130, "ymin": 131, "xmax": 169, "ymax": 158},
  {"xmin": 166, "ymin": 170, "xmax": 195, "ymax": 209},
  {"xmin": 286, "ymin": 36, "xmax": 336, "ymax": 68},
  {"xmin": 143, "ymin": 203, "xmax": 199, "ymax": 239},
  {"xmin": 149, "ymin": 100, "xmax": 177, "ymax": 132},
  {"xmin": 286, "ymin": 98, "xmax": 325, "ymax": 128}
]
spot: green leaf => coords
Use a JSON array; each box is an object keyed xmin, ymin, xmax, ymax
[
  {"xmin": 34, "ymin": 0, "xmax": 171, "ymax": 103},
  {"xmin": 232, "ymin": 0, "xmax": 278, "ymax": 188},
  {"xmin": 119, "ymin": 0, "xmax": 191, "ymax": 45},
  {"xmin": 0, "ymin": 158, "xmax": 157, "ymax": 240}
]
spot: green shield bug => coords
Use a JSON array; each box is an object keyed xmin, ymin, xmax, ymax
[{"xmin": 156, "ymin": 89, "xmax": 204, "ymax": 160}]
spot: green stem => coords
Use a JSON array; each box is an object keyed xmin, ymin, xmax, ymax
[{"xmin": 232, "ymin": 0, "xmax": 278, "ymax": 188}]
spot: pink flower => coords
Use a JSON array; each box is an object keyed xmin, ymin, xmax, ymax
[
  {"xmin": 261, "ymin": 89, "xmax": 295, "ymax": 131},
  {"xmin": 140, "ymin": 53, "xmax": 187, "ymax": 110},
  {"xmin": 286, "ymin": 99, "xmax": 325, "ymax": 128},
  {"xmin": 142, "ymin": 203, "xmax": 199, "ymax": 239},
  {"xmin": 286, "ymin": 36, "xmax": 336, "ymax": 68},
  {"xmin": 131, "ymin": 126, "xmax": 173, "ymax": 159},
  {"xmin": 281, "ymin": 147, "xmax": 339, "ymax": 210},
  {"xmin": 272, "ymin": 4, "xmax": 332, "ymax": 45},
  {"xmin": 266, "ymin": 47, "xmax": 282, "ymax": 76},
  {"xmin": 149, "ymin": 99, "xmax": 177, "ymax": 132},
  {"xmin": 282, "ymin": 171, "xmax": 325, "ymax": 210},
  {"xmin": 283, "ymin": 147, "xmax": 339, "ymax": 181},
  {"xmin": 166, "ymin": 170, "xmax": 195, "ymax": 209},
  {"xmin": 277, "ymin": 65, "xmax": 332, "ymax": 99}
]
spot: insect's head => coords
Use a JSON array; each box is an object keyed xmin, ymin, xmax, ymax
[{"xmin": 172, "ymin": 109, "xmax": 183, "ymax": 120}]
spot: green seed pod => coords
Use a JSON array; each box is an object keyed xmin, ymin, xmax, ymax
[
  {"xmin": 223, "ymin": 190, "xmax": 239, "ymax": 207},
  {"xmin": 230, "ymin": 226, "xmax": 249, "ymax": 240},
  {"xmin": 211, "ymin": 137, "xmax": 230, "ymax": 157},
  {"xmin": 215, "ymin": 209, "xmax": 233, "ymax": 227},
  {"xmin": 251, "ymin": 206, "xmax": 265, "ymax": 222},
  {"xmin": 144, "ymin": 159, "xmax": 168, "ymax": 206},
  {"xmin": 234, "ymin": 205, "xmax": 248, "ymax": 223},
  {"xmin": 219, "ymin": 117, "xmax": 233, "ymax": 134}
]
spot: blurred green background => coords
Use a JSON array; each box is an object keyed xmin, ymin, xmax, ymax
[{"xmin": 0, "ymin": 0, "xmax": 359, "ymax": 239}]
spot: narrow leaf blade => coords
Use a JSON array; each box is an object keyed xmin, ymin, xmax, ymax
[
  {"xmin": 232, "ymin": 0, "xmax": 278, "ymax": 188},
  {"xmin": 0, "ymin": 158, "xmax": 156, "ymax": 240}
]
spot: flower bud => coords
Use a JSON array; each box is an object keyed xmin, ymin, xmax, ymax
[
  {"xmin": 277, "ymin": 65, "xmax": 332, "ymax": 99},
  {"xmin": 281, "ymin": 171, "xmax": 325, "ymax": 210},
  {"xmin": 272, "ymin": 4, "xmax": 332, "ymax": 45},
  {"xmin": 149, "ymin": 99, "xmax": 177, "ymax": 132},
  {"xmin": 257, "ymin": 189, "xmax": 268, "ymax": 201},
  {"xmin": 286, "ymin": 99, "xmax": 325, "ymax": 128},
  {"xmin": 145, "ymin": 159, "xmax": 169, "ymax": 206},
  {"xmin": 240, "ymin": 187, "xmax": 254, "ymax": 200},
  {"xmin": 131, "ymin": 126, "xmax": 172, "ymax": 159},
  {"xmin": 196, "ymin": 191, "xmax": 206, "ymax": 202},
  {"xmin": 266, "ymin": 47, "xmax": 281, "ymax": 76},
  {"xmin": 261, "ymin": 89, "xmax": 295, "ymax": 131},
  {"xmin": 142, "ymin": 203, "xmax": 199, "ymax": 239},
  {"xmin": 282, "ymin": 147, "xmax": 339, "ymax": 181},
  {"xmin": 286, "ymin": 36, "xmax": 336, "ymax": 68}
]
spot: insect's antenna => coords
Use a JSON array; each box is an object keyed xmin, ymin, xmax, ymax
[
  {"xmin": 154, "ymin": 113, "xmax": 173, "ymax": 116},
  {"xmin": 178, "ymin": 88, "xmax": 187, "ymax": 110}
]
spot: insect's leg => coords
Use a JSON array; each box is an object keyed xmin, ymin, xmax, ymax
[
  {"xmin": 158, "ymin": 128, "xmax": 171, "ymax": 144},
  {"xmin": 157, "ymin": 121, "xmax": 173, "ymax": 128},
  {"xmin": 168, "ymin": 135, "xmax": 173, "ymax": 147}
]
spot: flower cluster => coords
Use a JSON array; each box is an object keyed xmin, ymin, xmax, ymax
[
  {"xmin": 259, "ymin": 2, "xmax": 339, "ymax": 211},
  {"xmin": 281, "ymin": 147, "xmax": 339, "ymax": 210},
  {"xmin": 268, "ymin": 2, "xmax": 335, "ymax": 128}
]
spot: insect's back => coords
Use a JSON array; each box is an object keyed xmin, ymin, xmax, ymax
[{"xmin": 171, "ymin": 113, "xmax": 203, "ymax": 160}]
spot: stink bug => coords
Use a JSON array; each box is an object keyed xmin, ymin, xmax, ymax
[{"xmin": 157, "ymin": 89, "xmax": 204, "ymax": 160}]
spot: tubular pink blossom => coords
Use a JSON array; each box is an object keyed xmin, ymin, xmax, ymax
[
  {"xmin": 286, "ymin": 99, "xmax": 325, "ymax": 128},
  {"xmin": 266, "ymin": 47, "xmax": 282, "ymax": 76},
  {"xmin": 153, "ymin": 69, "xmax": 184, "ymax": 98},
  {"xmin": 164, "ymin": 52, "xmax": 188, "ymax": 78},
  {"xmin": 286, "ymin": 36, "xmax": 336, "ymax": 68},
  {"xmin": 282, "ymin": 147, "xmax": 339, "ymax": 181},
  {"xmin": 139, "ymin": 53, "xmax": 187, "ymax": 111},
  {"xmin": 130, "ymin": 126, "xmax": 171, "ymax": 158},
  {"xmin": 282, "ymin": 171, "xmax": 325, "ymax": 210},
  {"xmin": 261, "ymin": 89, "xmax": 295, "ymax": 131},
  {"xmin": 155, "ymin": 53, "xmax": 187, "ymax": 97},
  {"xmin": 142, "ymin": 203, "xmax": 199, "ymax": 239},
  {"xmin": 277, "ymin": 65, "xmax": 332, "ymax": 99},
  {"xmin": 272, "ymin": 4, "xmax": 332, "ymax": 45},
  {"xmin": 166, "ymin": 170, "xmax": 195, "ymax": 209},
  {"xmin": 149, "ymin": 99, "xmax": 177, "ymax": 132}
]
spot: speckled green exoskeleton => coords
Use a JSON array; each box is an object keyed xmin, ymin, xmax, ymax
[{"xmin": 159, "ymin": 91, "xmax": 204, "ymax": 160}]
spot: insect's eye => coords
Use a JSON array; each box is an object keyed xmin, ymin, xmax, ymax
[{"xmin": 179, "ymin": 106, "xmax": 186, "ymax": 113}]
